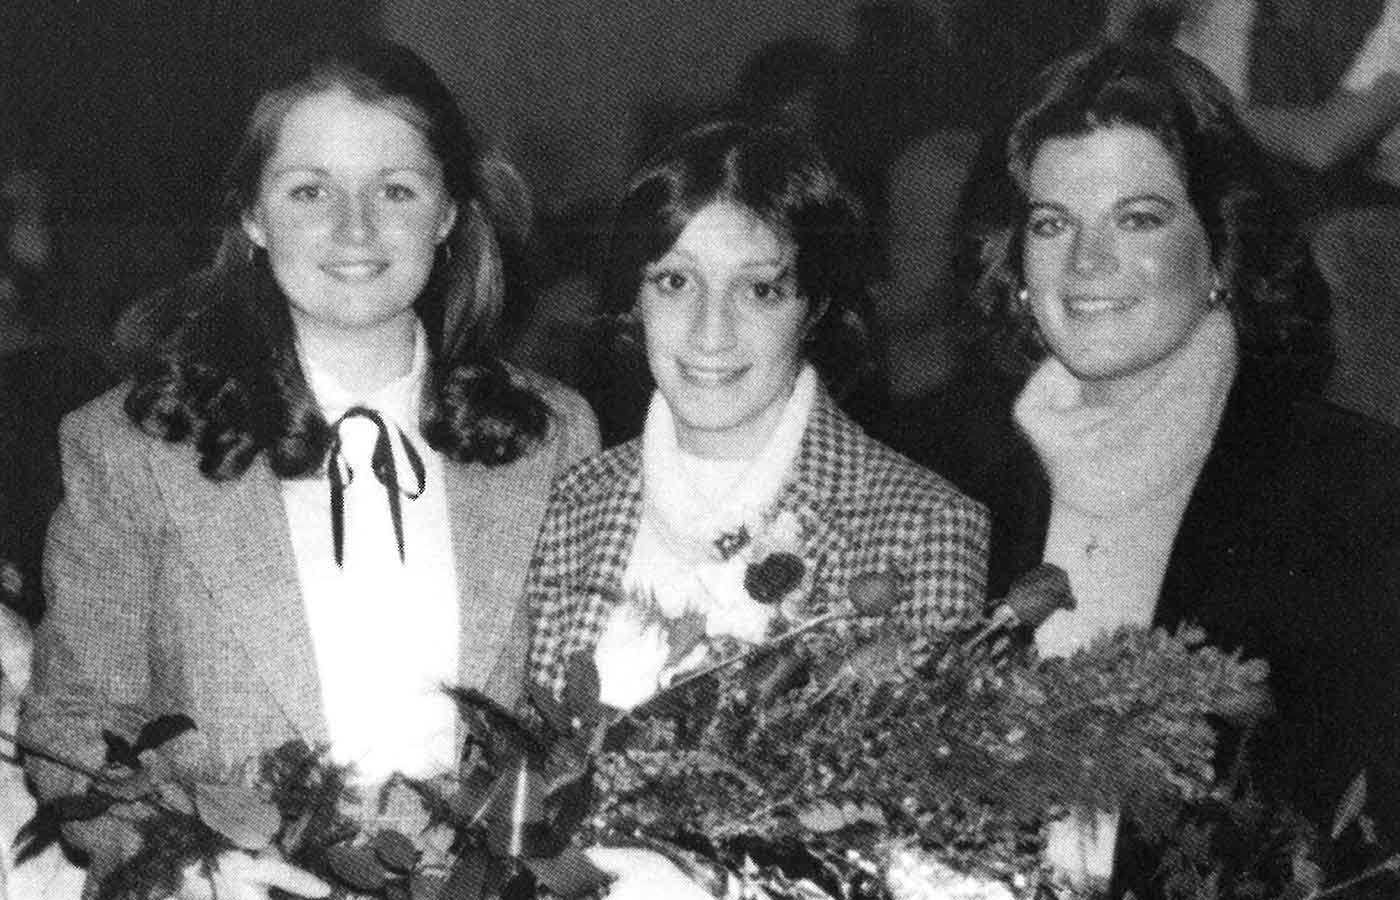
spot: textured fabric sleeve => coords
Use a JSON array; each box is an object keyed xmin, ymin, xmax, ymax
[
  {"xmin": 20, "ymin": 404, "xmax": 158, "ymax": 872},
  {"xmin": 904, "ymin": 494, "xmax": 990, "ymax": 633},
  {"xmin": 522, "ymin": 477, "xmax": 576, "ymax": 699}
]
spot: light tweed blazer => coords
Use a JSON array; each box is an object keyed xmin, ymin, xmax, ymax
[
  {"xmin": 22, "ymin": 376, "xmax": 597, "ymax": 825},
  {"xmin": 526, "ymin": 384, "xmax": 990, "ymax": 696}
]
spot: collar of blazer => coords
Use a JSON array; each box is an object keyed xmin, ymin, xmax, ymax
[
  {"xmin": 571, "ymin": 381, "xmax": 863, "ymax": 606},
  {"xmin": 152, "ymin": 438, "xmax": 548, "ymax": 748}
]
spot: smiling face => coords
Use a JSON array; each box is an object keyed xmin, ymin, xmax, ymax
[
  {"xmin": 1022, "ymin": 125, "xmax": 1217, "ymax": 404},
  {"xmin": 640, "ymin": 200, "xmax": 809, "ymax": 459},
  {"xmin": 241, "ymin": 88, "xmax": 458, "ymax": 344}
]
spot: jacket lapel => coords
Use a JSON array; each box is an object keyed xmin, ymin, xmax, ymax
[
  {"xmin": 155, "ymin": 452, "xmax": 327, "ymax": 745},
  {"xmin": 443, "ymin": 457, "xmax": 552, "ymax": 694},
  {"xmin": 774, "ymin": 389, "xmax": 862, "ymax": 605},
  {"xmin": 577, "ymin": 447, "xmax": 644, "ymax": 602}
]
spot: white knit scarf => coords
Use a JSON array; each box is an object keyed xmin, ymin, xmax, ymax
[
  {"xmin": 1014, "ymin": 307, "xmax": 1239, "ymax": 518},
  {"xmin": 638, "ymin": 365, "xmax": 817, "ymax": 562}
]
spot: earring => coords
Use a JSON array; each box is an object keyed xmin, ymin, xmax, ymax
[
  {"xmin": 437, "ymin": 242, "xmax": 453, "ymax": 266},
  {"xmin": 1016, "ymin": 286, "xmax": 1030, "ymax": 304},
  {"xmin": 1208, "ymin": 275, "xmax": 1227, "ymax": 307}
]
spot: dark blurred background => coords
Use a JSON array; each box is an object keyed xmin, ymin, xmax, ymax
[{"xmin": 0, "ymin": 0, "xmax": 1099, "ymax": 349}]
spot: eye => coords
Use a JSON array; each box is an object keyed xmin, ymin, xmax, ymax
[
  {"xmin": 1119, "ymin": 209, "xmax": 1167, "ymax": 231},
  {"xmin": 646, "ymin": 269, "xmax": 691, "ymax": 295},
  {"xmin": 383, "ymin": 183, "xmax": 418, "ymax": 202},
  {"xmin": 287, "ymin": 183, "xmax": 324, "ymax": 203},
  {"xmin": 1026, "ymin": 213, "xmax": 1068, "ymax": 239},
  {"xmin": 746, "ymin": 278, "xmax": 792, "ymax": 304}
]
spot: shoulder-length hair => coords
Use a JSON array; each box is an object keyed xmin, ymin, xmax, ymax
[
  {"xmin": 124, "ymin": 36, "xmax": 550, "ymax": 480},
  {"xmin": 971, "ymin": 41, "xmax": 1331, "ymax": 385},
  {"xmin": 600, "ymin": 120, "xmax": 876, "ymax": 396}
]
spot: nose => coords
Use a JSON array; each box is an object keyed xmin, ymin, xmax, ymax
[
  {"xmin": 332, "ymin": 192, "xmax": 376, "ymax": 245},
  {"xmin": 690, "ymin": 288, "xmax": 737, "ymax": 354},
  {"xmin": 1071, "ymin": 221, "xmax": 1117, "ymax": 276}
]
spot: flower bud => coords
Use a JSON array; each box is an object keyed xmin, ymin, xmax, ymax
[
  {"xmin": 1001, "ymin": 563, "xmax": 1074, "ymax": 631},
  {"xmin": 744, "ymin": 552, "xmax": 806, "ymax": 605}
]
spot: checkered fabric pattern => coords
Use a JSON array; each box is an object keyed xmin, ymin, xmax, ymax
[{"xmin": 526, "ymin": 384, "xmax": 991, "ymax": 697}]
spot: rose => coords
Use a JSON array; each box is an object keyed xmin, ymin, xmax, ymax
[
  {"xmin": 593, "ymin": 604, "xmax": 670, "ymax": 712},
  {"xmin": 884, "ymin": 846, "xmax": 1017, "ymax": 900},
  {"xmin": 1001, "ymin": 563, "xmax": 1074, "ymax": 631},
  {"xmin": 742, "ymin": 553, "xmax": 806, "ymax": 606}
]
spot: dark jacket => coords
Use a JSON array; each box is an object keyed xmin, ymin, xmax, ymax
[
  {"xmin": 878, "ymin": 357, "xmax": 1400, "ymax": 874},
  {"xmin": 952, "ymin": 362, "xmax": 1400, "ymax": 858}
]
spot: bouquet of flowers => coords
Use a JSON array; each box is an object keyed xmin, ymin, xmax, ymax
[{"xmin": 9, "ymin": 559, "xmax": 1397, "ymax": 900}]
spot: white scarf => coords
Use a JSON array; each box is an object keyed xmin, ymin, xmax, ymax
[
  {"xmin": 1014, "ymin": 307, "xmax": 1238, "ymax": 518},
  {"xmin": 618, "ymin": 366, "xmax": 817, "ymax": 645},
  {"xmin": 639, "ymin": 365, "xmax": 816, "ymax": 560}
]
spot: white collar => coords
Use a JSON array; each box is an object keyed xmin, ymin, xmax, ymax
[
  {"xmin": 301, "ymin": 323, "xmax": 430, "ymax": 434},
  {"xmin": 641, "ymin": 364, "xmax": 817, "ymax": 553},
  {"xmin": 1014, "ymin": 307, "xmax": 1238, "ymax": 516}
]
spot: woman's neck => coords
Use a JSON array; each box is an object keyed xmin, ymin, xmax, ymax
[{"xmin": 294, "ymin": 315, "xmax": 419, "ymax": 396}]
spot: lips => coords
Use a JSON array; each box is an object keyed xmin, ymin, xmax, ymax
[
  {"xmin": 678, "ymin": 361, "xmax": 747, "ymax": 386},
  {"xmin": 320, "ymin": 260, "xmax": 389, "ymax": 282},
  {"xmin": 1063, "ymin": 294, "xmax": 1138, "ymax": 317}
]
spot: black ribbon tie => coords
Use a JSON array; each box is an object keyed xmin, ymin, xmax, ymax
[{"xmin": 326, "ymin": 406, "xmax": 427, "ymax": 568}]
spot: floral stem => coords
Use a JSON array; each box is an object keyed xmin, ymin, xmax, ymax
[
  {"xmin": 1316, "ymin": 854, "xmax": 1400, "ymax": 898},
  {"xmin": 649, "ymin": 610, "xmax": 845, "ymax": 703}
]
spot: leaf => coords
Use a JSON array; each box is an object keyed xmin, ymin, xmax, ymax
[
  {"xmin": 750, "ymin": 651, "xmax": 809, "ymax": 707},
  {"xmin": 525, "ymin": 846, "xmax": 613, "ymax": 897},
  {"xmin": 662, "ymin": 612, "xmax": 707, "ymax": 669},
  {"xmin": 1280, "ymin": 854, "xmax": 1324, "ymax": 900},
  {"xmin": 796, "ymin": 800, "xmax": 846, "ymax": 833},
  {"xmin": 410, "ymin": 869, "xmax": 450, "ymax": 900},
  {"xmin": 562, "ymin": 651, "xmax": 602, "ymax": 730},
  {"xmin": 372, "ymin": 828, "xmax": 422, "ymax": 873},
  {"xmin": 101, "ymin": 730, "xmax": 139, "ymax": 769},
  {"xmin": 38, "ymin": 793, "xmax": 118, "ymax": 822},
  {"xmin": 450, "ymin": 769, "xmax": 504, "ymax": 825},
  {"xmin": 325, "ymin": 845, "xmax": 391, "ymax": 892},
  {"xmin": 1330, "ymin": 770, "xmax": 1368, "ymax": 840},
  {"xmin": 527, "ymin": 681, "xmax": 572, "ymax": 737},
  {"xmin": 440, "ymin": 846, "xmax": 505, "ymax": 900},
  {"xmin": 532, "ymin": 766, "xmax": 595, "ymax": 857},
  {"xmin": 194, "ymin": 782, "xmax": 280, "ymax": 851},
  {"xmin": 500, "ymin": 869, "xmax": 539, "ymax": 900},
  {"xmin": 447, "ymin": 686, "xmax": 546, "ymax": 759},
  {"xmin": 134, "ymin": 713, "xmax": 197, "ymax": 754}
]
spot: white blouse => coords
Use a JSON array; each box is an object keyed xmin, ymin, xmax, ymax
[{"xmin": 281, "ymin": 326, "xmax": 460, "ymax": 782}]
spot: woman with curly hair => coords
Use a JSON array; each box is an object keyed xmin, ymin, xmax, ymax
[
  {"xmin": 965, "ymin": 40, "xmax": 1400, "ymax": 888},
  {"xmin": 21, "ymin": 37, "xmax": 597, "ymax": 898}
]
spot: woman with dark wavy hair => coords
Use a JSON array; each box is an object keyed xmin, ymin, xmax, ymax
[
  {"xmin": 22, "ymin": 37, "xmax": 597, "ymax": 898},
  {"xmin": 964, "ymin": 40, "xmax": 1400, "ymax": 890},
  {"xmin": 524, "ymin": 122, "xmax": 988, "ymax": 896}
]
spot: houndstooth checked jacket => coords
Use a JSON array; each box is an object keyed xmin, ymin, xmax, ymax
[{"xmin": 526, "ymin": 383, "xmax": 991, "ymax": 696}]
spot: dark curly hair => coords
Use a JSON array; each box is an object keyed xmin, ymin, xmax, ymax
[
  {"xmin": 970, "ymin": 41, "xmax": 1331, "ymax": 386},
  {"xmin": 600, "ymin": 120, "xmax": 877, "ymax": 397},
  {"xmin": 124, "ymin": 36, "xmax": 551, "ymax": 481}
]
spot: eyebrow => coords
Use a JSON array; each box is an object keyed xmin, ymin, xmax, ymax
[
  {"xmin": 265, "ymin": 166, "xmax": 438, "ymax": 178},
  {"xmin": 1028, "ymin": 192, "xmax": 1178, "ymax": 211}
]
